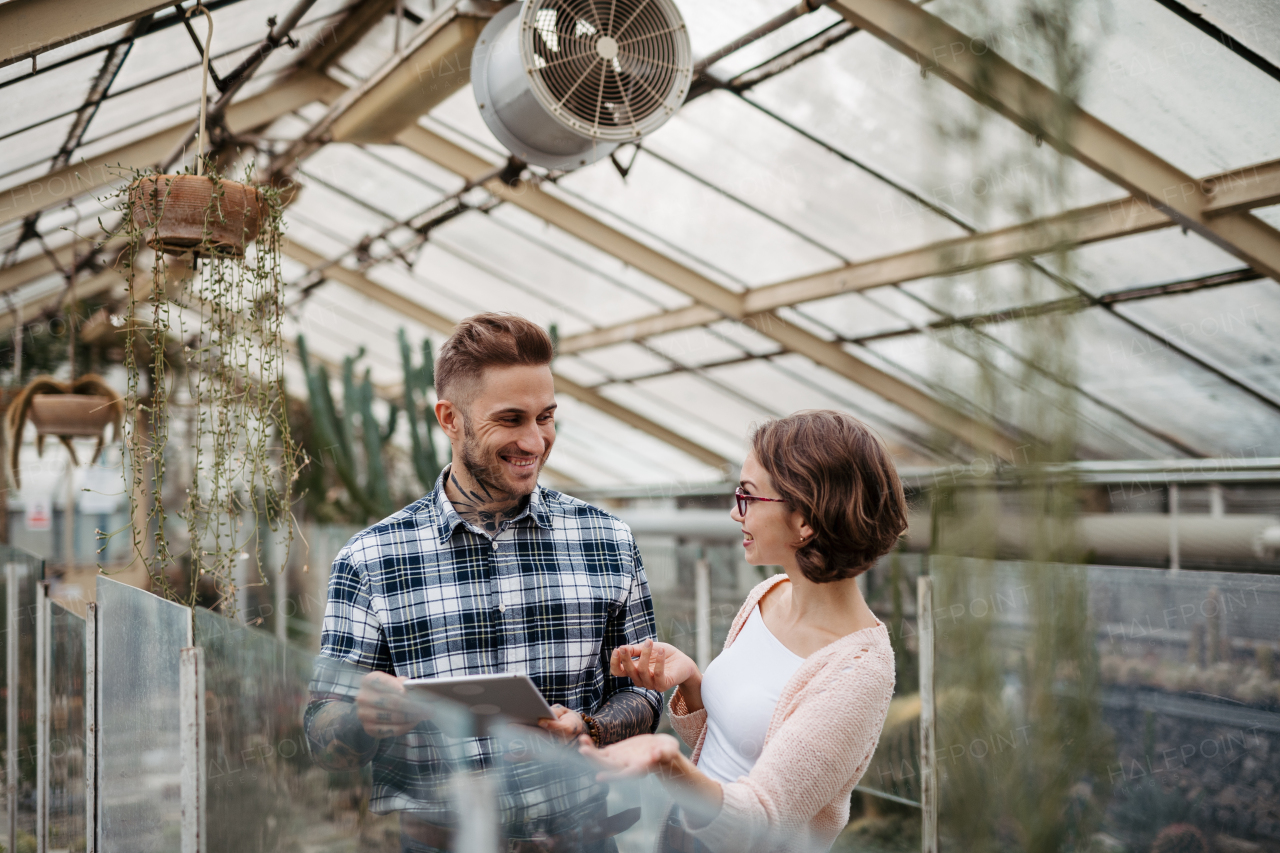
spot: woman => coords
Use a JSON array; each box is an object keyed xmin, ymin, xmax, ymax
[{"xmin": 581, "ymin": 410, "xmax": 907, "ymax": 853}]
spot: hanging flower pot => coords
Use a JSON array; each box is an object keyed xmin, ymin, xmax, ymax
[
  {"xmin": 128, "ymin": 175, "xmax": 266, "ymax": 257},
  {"xmin": 6, "ymin": 375, "xmax": 123, "ymax": 488},
  {"xmin": 29, "ymin": 394, "xmax": 118, "ymax": 437}
]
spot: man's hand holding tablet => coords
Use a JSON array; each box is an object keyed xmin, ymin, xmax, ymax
[{"xmin": 356, "ymin": 672, "xmax": 433, "ymax": 739}]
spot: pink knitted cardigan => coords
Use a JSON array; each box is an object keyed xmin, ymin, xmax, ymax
[{"xmin": 666, "ymin": 574, "xmax": 896, "ymax": 853}]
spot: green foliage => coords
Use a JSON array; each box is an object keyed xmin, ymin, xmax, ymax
[
  {"xmin": 398, "ymin": 327, "xmax": 445, "ymax": 492},
  {"xmin": 295, "ymin": 328, "xmax": 446, "ymax": 524}
]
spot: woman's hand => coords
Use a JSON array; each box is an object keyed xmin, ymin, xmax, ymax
[
  {"xmin": 578, "ymin": 732, "xmax": 682, "ymax": 781},
  {"xmin": 610, "ymin": 639, "xmax": 699, "ymax": 693}
]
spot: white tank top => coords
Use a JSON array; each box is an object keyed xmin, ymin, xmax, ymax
[{"xmin": 696, "ymin": 604, "xmax": 805, "ymax": 785}]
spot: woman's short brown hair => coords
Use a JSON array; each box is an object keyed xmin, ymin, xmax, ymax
[
  {"xmin": 750, "ymin": 410, "xmax": 907, "ymax": 583},
  {"xmin": 436, "ymin": 313, "xmax": 554, "ymax": 409}
]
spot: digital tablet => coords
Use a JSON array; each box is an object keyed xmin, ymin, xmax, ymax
[{"xmin": 404, "ymin": 673, "xmax": 557, "ymax": 727}]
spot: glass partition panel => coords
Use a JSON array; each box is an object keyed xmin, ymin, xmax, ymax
[
  {"xmin": 3, "ymin": 546, "xmax": 43, "ymax": 853},
  {"xmin": 96, "ymin": 576, "xmax": 192, "ymax": 853},
  {"xmin": 930, "ymin": 558, "xmax": 1280, "ymax": 853},
  {"xmin": 48, "ymin": 602, "xmax": 86, "ymax": 853}
]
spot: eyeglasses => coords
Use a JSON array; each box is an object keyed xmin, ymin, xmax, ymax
[{"xmin": 734, "ymin": 487, "xmax": 786, "ymax": 516}]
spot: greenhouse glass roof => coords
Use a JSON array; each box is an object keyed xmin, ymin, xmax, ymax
[{"xmin": 2, "ymin": 0, "xmax": 1278, "ymax": 489}]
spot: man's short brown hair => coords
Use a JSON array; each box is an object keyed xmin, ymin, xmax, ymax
[
  {"xmin": 751, "ymin": 410, "xmax": 907, "ymax": 583},
  {"xmin": 436, "ymin": 313, "xmax": 554, "ymax": 409}
]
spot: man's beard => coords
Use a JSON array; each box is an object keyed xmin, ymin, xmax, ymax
[{"xmin": 459, "ymin": 421, "xmax": 542, "ymax": 498}]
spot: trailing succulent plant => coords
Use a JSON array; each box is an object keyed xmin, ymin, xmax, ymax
[
  {"xmin": 105, "ymin": 158, "xmax": 300, "ymax": 611},
  {"xmin": 296, "ymin": 328, "xmax": 446, "ymax": 523}
]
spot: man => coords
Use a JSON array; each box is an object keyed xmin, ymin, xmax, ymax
[{"xmin": 305, "ymin": 313, "xmax": 661, "ymax": 850}]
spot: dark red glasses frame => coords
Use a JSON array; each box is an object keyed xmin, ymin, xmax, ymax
[{"xmin": 734, "ymin": 487, "xmax": 786, "ymax": 516}]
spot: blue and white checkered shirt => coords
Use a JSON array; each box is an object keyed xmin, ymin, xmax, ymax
[{"xmin": 308, "ymin": 468, "xmax": 661, "ymax": 820}]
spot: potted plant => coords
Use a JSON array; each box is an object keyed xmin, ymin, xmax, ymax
[
  {"xmin": 6, "ymin": 374, "xmax": 122, "ymax": 488},
  {"xmin": 100, "ymin": 2, "xmax": 300, "ymax": 609},
  {"xmin": 126, "ymin": 7, "xmax": 264, "ymax": 259}
]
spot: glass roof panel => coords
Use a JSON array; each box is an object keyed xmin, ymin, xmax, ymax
[
  {"xmin": 551, "ymin": 394, "xmax": 722, "ymax": 484},
  {"xmin": 425, "ymin": 212, "xmax": 681, "ymax": 329},
  {"xmin": 897, "ymin": 260, "xmax": 1072, "ymax": 318},
  {"xmin": 555, "ymin": 150, "xmax": 837, "ymax": 288},
  {"xmin": 1001, "ymin": 307, "xmax": 1280, "ymax": 456},
  {"xmin": 789, "ymin": 290, "xmax": 916, "ymax": 340},
  {"xmin": 598, "ymin": 379, "xmax": 752, "ymax": 461},
  {"xmin": 644, "ymin": 90, "xmax": 967, "ymax": 263},
  {"xmin": 0, "ymin": 52, "xmax": 100, "ymax": 142},
  {"xmin": 748, "ymin": 33, "xmax": 1123, "ymax": 231},
  {"xmin": 550, "ymin": 354, "xmax": 613, "ymax": 388},
  {"xmin": 484, "ymin": 204, "xmax": 693, "ymax": 312},
  {"xmin": 930, "ymin": 0, "xmax": 1280, "ymax": 175},
  {"xmin": 701, "ymin": 357, "xmax": 941, "ymax": 464},
  {"xmin": 1038, "ymin": 227, "xmax": 1244, "ymax": 297},
  {"xmin": 1112, "ymin": 278, "xmax": 1280, "ymax": 402},
  {"xmin": 760, "ymin": 352, "xmax": 961, "ymax": 462},
  {"xmin": 289, "ymin": 178, "xmax": 391, "ymax": 238},
  {"xmin": 705, "ymin": 320, "xmax": 782, "ymax": 357},
  {"xmin": 707, "ymin": 7, "xmax": 846, "ymax": 80},
  {"xmin": 1194, "ymin": 0, "xmax": 1280, "ymax": 68},
  {"xmin": 575, "ymin": 343, "xmax": 674, "ymax": 381},
  {"xmin": 0, "ymin": 116, "xmax": 78, "ymax": 186},
  {"xmin": 645, "ymin": 327, "xmax": 747, "ymax": 368}
]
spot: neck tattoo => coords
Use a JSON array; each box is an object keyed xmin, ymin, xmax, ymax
[{"xmin": 446, "ymin": 468, "xmax": 528, "ymax": 537}]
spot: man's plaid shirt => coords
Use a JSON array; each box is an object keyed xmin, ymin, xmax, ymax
[{"xmin": 307, "ymin": 469, "xmax": 661, "ymax": 819}]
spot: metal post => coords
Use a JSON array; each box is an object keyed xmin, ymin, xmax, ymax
[
  {"xmin": 1209, "ymin": 483, "xmax": 1224, "ymax": 517},
  {"xmin": 179, "ymin": 647, "xmax": 206, "ymax": 853},
  {"xmin": 453, "ymin": 769, "xmax": 499, "ymax": 853},
  {"xmin": 273, "ymin": 534, "xmax": 287, "ymax": 646},
  {"xmin": 85, "ymin": 602, "xmax": 96, "ymax": 853},
  {"xmin": 1169, "ymin": 483, "xmax": 1181, "ymax": 573},
  {"xmin": 7, "ymin": 562, "xmax": 18, "ymax": 853},
  {"xmin": 917, "ymin": 574, "xmax": 937, "ymax": 853},
  {"xmin": 62, "ymin": 456, "xmax": 75, "ymax": 572},
  {"xmin": 694, "ymin": 556, "xmax": 711, "ymax": 671},
  {"xmin": 36, "ymin": 582, "xmax": 48, "ymax": 853}
]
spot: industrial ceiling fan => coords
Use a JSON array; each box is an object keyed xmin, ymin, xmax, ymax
[{"xmin": 471, "ymin": 0, "xmax": 693, "ymax": 170}]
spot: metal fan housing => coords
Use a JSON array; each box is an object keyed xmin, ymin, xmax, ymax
[{"xmin": 472, "ymin": 0, "xmax": 692, "ymax": 170}]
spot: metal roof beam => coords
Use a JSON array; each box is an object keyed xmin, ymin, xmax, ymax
[
  {"xmin": 394, "ymin": 126, "xmax": 1017, "ymax": 460},
  {"xmin": 278, "ymin": 239, "xmax": 734, "ymax": 470},
  {"xmin": 0, "ymin": 70, "xmax": 343, "ymax": 229},
  {"xmin": 557, "ymin": 156, "xmax": 1280, "ymax": 353},
  {"xmin": 831, "ymin": 0, "xmax": 1280, "ymax": 282},
  {"xmin": 0, "ymin": 0, "xmax": 170, "ymax": 70},
  {"xmin": 268, "ymin": 1, "xmax": 500, "ymax": 180}
]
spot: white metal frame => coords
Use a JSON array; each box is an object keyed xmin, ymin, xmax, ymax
[
  {"xmin": 35, "ymin": 582, "xmax": 47, "ymax": 853},
  {"xmin": 85, "ymin": 601, "xmax": 97, "ymax": 853},
  {"xmin": 917, "ymin": 574, "xmax": 937, "ymax": 853},
  {"xmin": 179, "ymin": 647, "xmax": 206, "ymax": 853},
  {"xmin": 6, "ymin": 562, "xmax": 18, "ymax": 853}
]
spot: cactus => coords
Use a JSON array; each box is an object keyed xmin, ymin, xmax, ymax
[
  {"xmin": 297, "ymin": 330, "xmax": 447, "ymax": 522},
  {"xmin": 398, "ymin": 328, "xmax": 446, "ymax": 491}
]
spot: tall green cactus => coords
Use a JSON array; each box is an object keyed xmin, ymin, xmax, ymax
[
  {"xmin": 399, "ymin": 328, "xmax": 446, "ymax": 491},
  {"xmin": 297, "ymin": 329, "xmax": 446, "ymax": 522}
]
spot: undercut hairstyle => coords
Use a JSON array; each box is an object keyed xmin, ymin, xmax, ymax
[
  {"xmin": 436, "ymin": 313, "xmax": 554, "ymax": 410},
  {"xmin": 751, "ymin": 410, "xmax": 908, "ymax": 583}
]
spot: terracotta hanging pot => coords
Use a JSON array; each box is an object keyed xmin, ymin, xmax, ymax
[
  {"xmin": 28, "ymin": 395, "xmax": 117, "ymax": 437},
  {"xmin": 128, "ymin": 174, "xmax": 266, "ymax": 257},
  {"xmin": 6, "ymin": 375, "xmax": 124, "ymax": 489}
]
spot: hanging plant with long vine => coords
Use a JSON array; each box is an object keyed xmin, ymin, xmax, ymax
[{"xmin": 102, "ymin": 4, "xmax": 301, "ymax": 610}]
